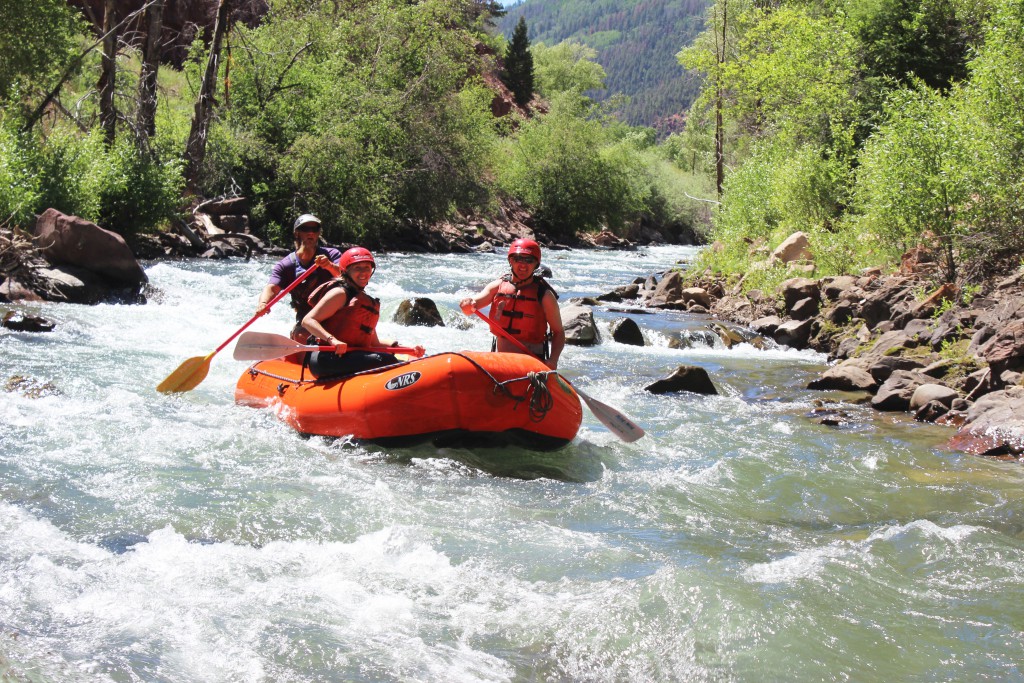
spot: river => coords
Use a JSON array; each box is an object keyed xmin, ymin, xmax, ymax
[{"xmin": 2, "ymin": 246, "xmax": 1023, "ymax": 682}]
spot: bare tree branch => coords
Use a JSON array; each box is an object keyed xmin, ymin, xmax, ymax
[{"xmin": 21, "ymin": 0, "xmax": 158, "ymax": 135}]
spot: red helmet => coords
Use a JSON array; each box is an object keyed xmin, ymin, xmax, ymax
[
  {"xmin": 508, "ymin": 238, "xmax": 541, "ymax": 262},
  {"xmin": 339, "ymin": 247, "xmax": 376, "ymax": 272}
]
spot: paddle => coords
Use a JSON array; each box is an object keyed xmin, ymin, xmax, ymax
[
  {"xmin": 233, "ymin": 331, "xmax": 424, "ymax": 361},
  {"xmin": 156, "ymin": 264, "xmax": 321, "ymax": 393},
  {"xmin": 470, "ymin": 309, "xmax": 645, "ymax": 443}
]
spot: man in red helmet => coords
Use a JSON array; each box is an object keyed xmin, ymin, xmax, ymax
[
  {"xmin": 459, "ymin": 238, "xmax": 565, "ymax": 369},
  {"xmin": 302, "ymin": 247, "xmax": 423, "ymax": 377},
  {"xmin": 255, "ymin": 214, "xmax": 341, "ymax": 342}
]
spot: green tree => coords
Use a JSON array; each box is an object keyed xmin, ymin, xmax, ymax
[
  {"xmin": 845, "ymin": 0, "xmax": 979, "ymax": 92},
  {"xmin": 217, "ymin": 0, "xmax": 500, "ymax": 243},
  {"xmin": 496, "ymin": 94, "xmax": 651, "ymax": 238},
  {"xmin": 504, "ymin": 16, "xmax": 535, "ymax": 107},
  {"xmin": 850, "ymin": 85, "xmax": 970, "ymax": 281},
  {"xmin": 531, "ymin": 40, "xmax": 606, "ymax": 97},
  {"xmin": 0, "ymin": 0, "xmax": 81, "ymax": 101}
]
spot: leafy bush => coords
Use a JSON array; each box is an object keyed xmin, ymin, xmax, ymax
[
  {"xmin": 0, "ymin": 118, "xmax": 41, "ymax": 227},
  {"xmin": 217, "ymin": 0, "xmax": 502, "ymax": 245},
  {"xmin": 35, "ymin": 126, "xmax": 183, "ymax": 237}
]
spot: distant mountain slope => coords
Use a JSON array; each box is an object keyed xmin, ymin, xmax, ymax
[{"xmin": 498, "ymin": 0, "xmax": 709, "ymax": 132}]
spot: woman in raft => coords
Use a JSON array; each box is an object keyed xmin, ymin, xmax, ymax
[
  {"xmin": 302, "ymin": 247, "xmax": 424, "ymax": 377},
  {"xmin": 459, "ymin": 238, "xmax": 564, "ymax": 370}
]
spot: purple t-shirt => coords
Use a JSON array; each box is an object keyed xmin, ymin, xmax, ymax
[{"xmin": 268, "ymin": 246, "xmax": 342, "ymax": 318}]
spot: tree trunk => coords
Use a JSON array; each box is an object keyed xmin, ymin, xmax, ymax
[
  {"xmin": 99, "ymin": 0, "xmax": 118, "ymax": 146},
  {"xmin": 136, "ymin": 0, "xmax": 166, "ymax": 145},
  {"xmin": 183, "ymin": 0, "xmax": 231, "ymax": 195},
  {"xmin": 714, "ymin": 0, "xmax": 727, "ymax": 197}
]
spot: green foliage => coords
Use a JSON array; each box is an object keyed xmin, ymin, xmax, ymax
[
  {"xmin": 495, "ymin": 94, "xmax": 653, "ymax": 238},
  {"xmin": 0, "ymin": 115, "xmax": 182, "ymax": 236},
  {"xmin": 848, "ymin": 84, "xmax": 971, "ymax": 279},
  {"xmin": 685, "ymin": 0, "xmax": 1024, "ymax": 280},
  {"xmin": 951, "ymin": 0, "xmax": 1024, "ymax": 262},
  {"xmin": 722, "ymin": 6, "xmax": 862, "ymax": 150},
  {"xmin": 35, "ymin": 125, "xmax": 184, "ymax": 237},
  {"xmin": 0, "ymin": 117, "xmax": 41, "ymax": 227},
  {"xmin": 532, "ymin": 41, "xmax": 606, "ymax": 97},
  {"xmin": 703, "ymin": 137, "xmax": 856, "ymax": 277},
  {"xmin": 639, "ymin": 149, "xmax": 715, "ymax": 240},
  {"xmin": 206, "ymin": 0, "xmax": 501, "ymax": 244},
  {"xmin": 0, "ymin": 0, "xmax": 82, "ymax": 101},
  {"xmin": 504, "ymin": 16, "xmax": 535, "ymax": 107},
  {"xmin": 843, "ymin": 0, "xmax": 979, "ymax": 92}
]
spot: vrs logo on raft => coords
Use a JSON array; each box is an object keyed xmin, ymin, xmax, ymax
[{"xmin": 385, "ymin": 372, "xmax": 422, "ymax": 391}]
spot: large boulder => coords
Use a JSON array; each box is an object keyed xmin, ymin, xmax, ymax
[
  {"xmin": 770, "ymin": 231, "xmax": 813, "ymax": 265},
  {"xmin": 2, "ymin": 311, "xmax": 55, "ymax": 332},
  {"xmin": 647, "ymin": 271, "xmax": 684, "ymax": 307},
  {"xmin": 779, "ymin": 277, "xmax": 820, "ymax": 312},
  {"xmin": 681, "ymin": 287, "xmax": 712, "ymax": 309},
  {"xmin": 871, "ymin": 370, "xmax": 930, "ymax": 412},
  {"xmin": 645, "ymin": 365, "xmax": 718, "ymax": 395},
  {"xmin": 947, "ymin": 386, "xmax": 1024, "ymax": 456},
  {"xmin": 978, "ymin": 319, "xmax": 1024, "ymax": 374},
  {"xmin": 561, "ymin": 303, "xmax": 600, "ymax": 346},
  {"xmin": 393, "ymin": 298, "xmax": 445, "ymax": 327},
  {"xmin": 773, "ymin": 319, "xmax": 814, "ymax": 349},
  {"xmin": 821, "ymin": 275, "xmax": 858, "ymax": 301},
  {"xmin": 33, "ymin": 209, "xmax": 147, "ymax": 287},
  {"xmin": 609, "ymin": 317, "xmax": 645, "ymax": 346},
  {"xmin": 807, "ymin": 360, "xmax": 878, "ymax": 392},
  {"xmin": 909, "ymin": 383, "xmax": 959, "ymax": 411}
]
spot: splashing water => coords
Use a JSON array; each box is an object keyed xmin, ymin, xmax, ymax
[{"xmin": 2, "ymin": 247, "xmax": 1023, "ymax": 681}]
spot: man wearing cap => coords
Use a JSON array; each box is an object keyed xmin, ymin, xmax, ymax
[{"xmin": 255, "ymin": 214, "xmax": 342, "ymax": 342}]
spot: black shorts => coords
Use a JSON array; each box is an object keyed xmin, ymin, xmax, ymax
[{"xmin": 308, "ymin": 350, "xmax": 400, "ymax": 378}]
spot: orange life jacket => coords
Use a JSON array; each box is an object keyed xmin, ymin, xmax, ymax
[
  {"xmin": 307, "ymin": 279, "xmax": 380, "ymax": 347},
  {"xmin": 488, "ymin": 275, "xmax": 556, "ymax": 346}
]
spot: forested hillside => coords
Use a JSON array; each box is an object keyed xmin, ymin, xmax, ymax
[{"xmin": 498, "ymin": 0, "xmax": 709, "ymax": 132}]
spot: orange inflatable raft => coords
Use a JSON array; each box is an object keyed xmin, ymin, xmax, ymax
[{"xmin": 235, "ymin": 351, "xmax": 584, "ymax": 450}]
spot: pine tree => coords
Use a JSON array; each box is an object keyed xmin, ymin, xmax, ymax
[{"xmin": 504, "ymin": 16, "xmax": 534, "ymax": 108}]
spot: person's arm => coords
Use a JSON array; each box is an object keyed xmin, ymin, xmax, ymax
[
  {"xmin": 369, "ymin": 330, "xmax": 425, "ymax": 357},
  {"xmin": 459, "ymin": 280, "xmax": 501, "ymax": 315},
  {"xmin": 258, "ymin": 257, "xmax": 293, "ymax": 315},
  {"xmin": 255, "ymin": 283, "xmax": 281, "ymax": 316},
  {"xmin": 314, "ymin": 253, "xmax": 341, "ymax": 278},
  {"xmin": 541, "ymin": 291, "xmax": 564, "ymax": 370},
  {"xmin": 302, "ymin": 289, "xmax": 348, "ymax": 353}
]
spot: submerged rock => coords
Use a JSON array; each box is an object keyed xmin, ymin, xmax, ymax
[{"xmin": 394, "ymin": 298, "xmax": 445, "ymax": 327}]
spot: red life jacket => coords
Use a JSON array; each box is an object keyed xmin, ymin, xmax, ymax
[
  {"xmin": 488, "ymin": 275, "xmax": 556, "ymax": 345},
  {"xmin": 306, "ymin": 279, "xmax": 381, "ymax": 347}
]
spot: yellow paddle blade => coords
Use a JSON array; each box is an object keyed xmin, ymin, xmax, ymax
[{"xmin": 156, "ymin": 353, "xmax": 214, "ymax": 393}]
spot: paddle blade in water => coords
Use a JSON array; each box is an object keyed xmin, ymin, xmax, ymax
[
  {"xmin": 576, "ymin": 388, "xmax": 646, "ymax": 443},
  {"xmin": 156, "ymin": 354, "xmax": 213, "ymax": 393}
]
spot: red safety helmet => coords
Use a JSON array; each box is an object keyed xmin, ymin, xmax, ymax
[
  {"xmin": 339, "ymin": 246, "xmax": 376, "ymax": 272},
  {"xmin": 508, "ymin": 238, "xmax": 541, "ymax": 262}
]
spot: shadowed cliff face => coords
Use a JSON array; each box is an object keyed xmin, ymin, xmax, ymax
[{"xmin": 66, "ymin": 0, "xmax": 269, "ymax": 67}]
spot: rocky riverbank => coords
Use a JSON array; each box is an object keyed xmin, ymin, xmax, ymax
[
  {"xmin": 0, "ymin": 199, "xmax": 674, "ymax": 308},
  {"xmin": 605, "ymin": 245, "xmax": 1024, "ymax": 460}
]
